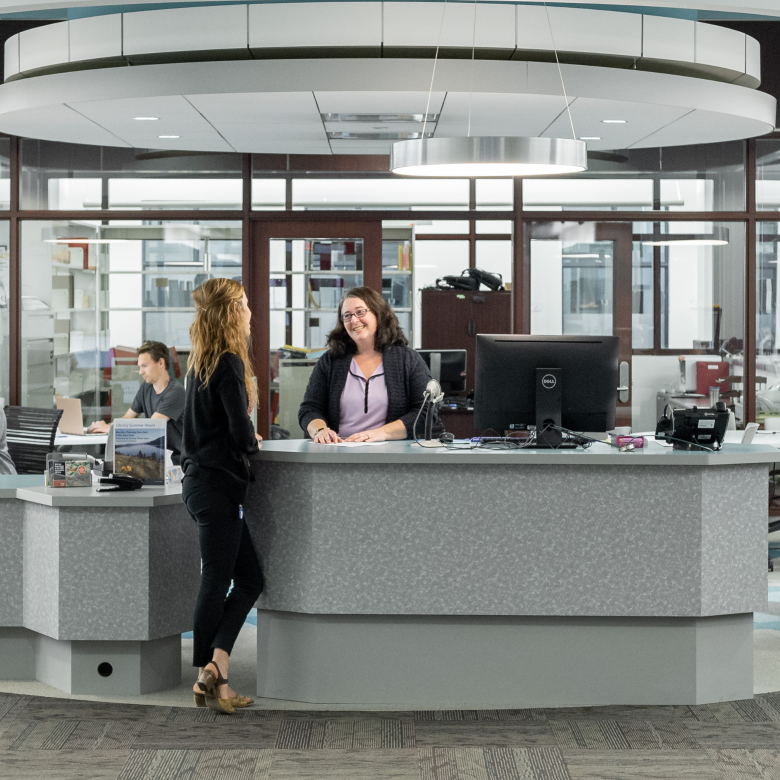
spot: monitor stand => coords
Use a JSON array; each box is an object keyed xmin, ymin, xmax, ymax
[{"xmin": 523, "ymin": 367, "xmax": 576, "ymax": 449}]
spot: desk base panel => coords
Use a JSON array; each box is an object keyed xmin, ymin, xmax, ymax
[
  {"xmin": 0, "ymin": 628, "xmax": 181, "ymax": 695},
  {"xmin": 257, "ymin": 612, "xmax": 753, "ymax": 707}
]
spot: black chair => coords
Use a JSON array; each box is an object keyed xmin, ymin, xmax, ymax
[{"xmin": 4, "ymin": 406, "xmax": 63, "ymax": 475}]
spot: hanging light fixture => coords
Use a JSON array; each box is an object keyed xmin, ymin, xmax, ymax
[
  {"xmin": 390, "ymin": 1, "xmax": 587, "ymax": 177},
  {"xmin": 640, "ymin": 227, "xmax": 730, "ymax": 246}
]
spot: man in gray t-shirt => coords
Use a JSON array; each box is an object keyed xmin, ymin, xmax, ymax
[{"xmin": 88, "ymin": 341, "xmax": 186, "ymax": 464}]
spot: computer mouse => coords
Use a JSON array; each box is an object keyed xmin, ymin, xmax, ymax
[{"xmin": 438, "ymin": 432, "xmax": 455, "ymax": 444}]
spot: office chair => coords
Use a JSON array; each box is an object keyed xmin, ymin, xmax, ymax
[{"xmin": 4, "ymin": 406, "xmax": 63, "ymax": 474}]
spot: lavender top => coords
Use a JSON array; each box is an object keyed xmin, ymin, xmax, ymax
[{"xmin": 338, "ymin": 358, "xmax": 388, "ymax": 437}]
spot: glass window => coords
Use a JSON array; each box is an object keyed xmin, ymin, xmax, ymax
[
  {"xmin": 756, "ymin": 140, "xmax": 780, "ymax": 212},
  {"xmin": 382, "ymin": 230, "xmax": 413, "ymax": 341},
  {"xmin": 523, "ymin": 142, "xmax": 745, "ymax": 212},
  {"xmin": 0, "ymin": 221, "xmax": 10, "ymax": 404},
  {"xmin": 21, "ymin": 220, "xmax": 241, "ymax": 421},
  {"xmin": 252, "ymin": 179, "xmax": 286, "ymax": 210},
  {"xmin": 757, "ymin": 222, "xmax": 780, "ymax": 426},
  {"xmin": 0, "ymin": 137, "xmax": 11, "ymax": 210},
  {"xmin": 268, "ymin": 237, "xmax": 363, "ymax": 438},
  {"xmin": 292, "ymin": 179, "xmax": 469, "ymax": 210},
  {"xmin": 476, "ymin": 179, "xmax": 513, "ymax": 211},
  {"xmin": 21, "ymin": 140, "xmax": 242, "ymax": 210},
  {"xmin": 530, "ymin": 220, "xmax": 744, "ymax": 431},
  {"xmin": 475, "ymin": 241, "xmax": 512, "ymax": 291},
  {"xmin": 412, "ymin": 241, "xmax": 469, "ymax": 348}
]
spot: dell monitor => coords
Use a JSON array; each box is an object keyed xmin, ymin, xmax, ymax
[
  {"xmin": 474, "ymin": 335, "xmax": 619, "ymax": 447},
  {"xmin": 417, "ymin": 349, "xmax": 467, "ymax": 394}
]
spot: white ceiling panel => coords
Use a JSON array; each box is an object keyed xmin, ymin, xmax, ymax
[
  {"xmin": 329, "ymin": 140, "xmax": 394, "ymax": 154},
  {"xmin": 0, "ymin": 105, "xmax": 130, "ymax": 147},
  {"xmin": 632, "ymin": 109, "xmax": 770, "ymax": 148},
  {"xmin": 188, "ymin": 92, "xmax": 322, "ymax": 124},
  {"xmin": 435, "ymin": 93, "xmax": 571, "ymax": 137},
  {"xmin": 540, "ymin": 98, "xmax": 693, "ymax": 150},
  {"xmin": 314, "ymin": 91, "xmax": 446, "ymax": 116}
]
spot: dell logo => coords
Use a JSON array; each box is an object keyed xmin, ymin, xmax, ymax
[{"xmin": 542, "ymin": 374, "xmax": 557, "ymax": 389}]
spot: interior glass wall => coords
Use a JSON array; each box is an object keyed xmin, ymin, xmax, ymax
[
  {"xmin": 523, "ymin": 142, "xmax": 745, "ymax": 212},
  {"xmin": 0, "ymin": 220, "xmax": 10, "ymax": 405},
  {"xmin": 757, "ymin": 222, "xmax": 780, "ymax": 426},
  {"xmin": 21, "ymin": 220, "xmax": 241, "ymax": 421},
  {"xmin": 530, "ymin": 220, "xmax": 745, "ymax": 431},
  {"xmin": 21, "ymin": 141, "xmax": 242, "ymax": 210}
]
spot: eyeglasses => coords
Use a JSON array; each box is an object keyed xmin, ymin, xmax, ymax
[{"xmin": 342, "ymin": 307, "xmax": 369, "ymax": 323}]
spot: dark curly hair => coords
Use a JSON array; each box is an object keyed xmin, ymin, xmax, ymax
[{"xmin": 327, "ymin": 287, "xmax": 408, "ymax": 357}]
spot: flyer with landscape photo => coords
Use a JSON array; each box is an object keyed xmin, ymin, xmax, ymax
[{"xmin": 112, "ymin": 418, "xmax": 166, "ymax": 485}]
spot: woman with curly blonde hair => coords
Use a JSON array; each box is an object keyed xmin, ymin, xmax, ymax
[{"xmin": 182, "ymin": 277, "xmax": 263, "ymax": 714}]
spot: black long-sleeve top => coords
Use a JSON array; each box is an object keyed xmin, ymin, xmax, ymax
[
  {"xmin": 181, "ymin": 352, "xmax": 258, "ymax": 502},
  {"xmin": 298, "ymin": 345, "xmax": 440, "ymax": 439}
]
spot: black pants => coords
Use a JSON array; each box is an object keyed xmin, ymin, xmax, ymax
[{"xmin": 182, "ymin": 476, "xmax": 264, "ymax": 668}]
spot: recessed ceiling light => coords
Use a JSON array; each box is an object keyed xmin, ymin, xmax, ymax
[
  {"xmin": 602, "ymin": 119, "xmax": 627, "ymax": 124},
  {"xmin": 580, "ymin": 136, "xmax": 601, "ymax": 140},
  {"xmin": 158, "ymin": 135, "xmax": 180, "ymax": 139},
  {"xmin": 134, "ymin": 116, "xmax": 159, "ymax": 121}
]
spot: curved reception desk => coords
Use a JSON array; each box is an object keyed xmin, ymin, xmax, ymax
[
  {"xmin": 0, "ymin": 481, "xmax": 199, "ymax": 696},
  {"xmin": 247, "ymin": 441, "xmax": 776, "ymax": 707}
]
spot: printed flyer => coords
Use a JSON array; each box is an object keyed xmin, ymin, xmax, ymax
[{"xmin": 112, "ymin": 418, "xmax": 166, "ymax": 485}]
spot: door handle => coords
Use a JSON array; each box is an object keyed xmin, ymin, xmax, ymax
[{"xmin": 619, "ymin": 361, "xmax": 630, "ymax": 403}]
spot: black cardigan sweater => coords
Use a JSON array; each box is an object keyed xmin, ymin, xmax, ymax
[
  {"xmin": 181, "ymin": 353, "xmax": 258, "ymax": 502},
  {"xmin": 298, "ymin": 345, "xmax": 440, "ymax": 439}
]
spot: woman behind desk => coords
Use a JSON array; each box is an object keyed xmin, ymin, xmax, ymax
[
  {"xmin": 181, "ymin": 278, "xmax": 263, "ymax": 715},
  {"xmin": 299, "ymin": 286, "xmax": 436, "ymax": 443}
]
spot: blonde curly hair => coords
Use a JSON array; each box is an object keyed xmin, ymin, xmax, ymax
[{"xmin": 188, "ymin": 278, "xmax": 256, "ymax": 405}]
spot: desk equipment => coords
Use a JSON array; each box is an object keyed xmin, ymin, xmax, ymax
[
  {"xmin": 417, "ymin": 349, "xmax": 467, "ymax": 394},
  {"xmin": 56, "ymin": 396, "xmax": 85, "ymax": 435},
  {"xmin": 474, "ymin": 335, "xmax": 619, "ymax": 448},
  {"xmin": 655, "ymin": 403, "xmax": 729, "ymax": 450}
]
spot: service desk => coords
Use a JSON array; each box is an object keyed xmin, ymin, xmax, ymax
[
  {"xmin": 247, "ymin": 440, "xmax": 776, "ymax": 707},
  {"xmin": 0, "ymin": 481, "xmax": 198, "ymax": 696}
]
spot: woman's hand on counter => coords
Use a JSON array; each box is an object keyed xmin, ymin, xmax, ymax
[
  {"xmin": 345, "ymin": 428, "xmax": 389, "ymax": 443},
  {"xmin": 314, "ymin": 428, "xmax": 342, "ymax": 444},
  {"xmin": 255, "ymin": 433, "xmax": 263, "ymax": 449}
]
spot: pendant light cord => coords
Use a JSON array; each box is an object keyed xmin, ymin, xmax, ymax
[
  {"xmin": 422, "ymin": 0, "xmax": 448, "ymax": 141},
  {"xmin": 543, "ymin": 1, "xmax": 577, "ymax": 141}
]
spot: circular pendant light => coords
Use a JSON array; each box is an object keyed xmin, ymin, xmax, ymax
[{"xmin": 391, "ymin": 136, "xmax": 587, "ymax": 177}]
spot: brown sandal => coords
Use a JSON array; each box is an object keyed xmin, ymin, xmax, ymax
[{"xmin": 201, "ymin": 662, "xmax": 235, "ymax": 715}]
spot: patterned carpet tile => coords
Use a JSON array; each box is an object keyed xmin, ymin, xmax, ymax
[
  {"xmin": 705, "ymin": 748, "xmax": 780, "ymax": 780},
  {"xmin": 545, "ymin": 705, "xmax": 697, "ymax": 722},
  {"xmin": 550, "ymin": 719, "xmax": 700, "ymax": 750},
  {"xmin": 0, "ymin": 718, "xmax": 144, "ymax": 751},
  {"xmin": 685, "ymin": 723, "xmax": 780, "ymax": 749},
  {"xmin": 16, "ymin": 698, "xmax": 171, "ymax": 723},
  {"xmin": 0, "ymin": 749, "xmax": 130, "ymax": 780},
  {"xmin": 245, "ymin": 710, "xmax": 418, "ymax": 721},
  {"xmin": 414, "ymin": 711, "xmax": 547, "ymax": 722},
  {"xmin": 266, "ymin": 749, "xmax": 420, "ymax": 779},
  {"xmin": 117, "ymin": 749, "xmax": 274, "ymax": 780},
  {"xmin": 414, "ymin": 722, "xmax": 557, "ymax": 748},
  {"xmin": 131, "ymin": 720, "xmax": 280, "ymax": 750},
  {"xmin": 562, "ymin": 749, "xmax": 722, "ymax": 779},
  {"xmin": 274, "ymin": 719, "xmax": 415, "ymax": 750},
  {"xmin": 419, "ymin": 747, "xmax": 571, "ymax": 780}
]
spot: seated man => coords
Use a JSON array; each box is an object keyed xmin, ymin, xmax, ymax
[{"xmin": 89, "ymin": 341, "xmax": 186, "ymax": 464}]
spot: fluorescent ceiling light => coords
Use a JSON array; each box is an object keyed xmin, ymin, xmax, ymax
[
  {"xmin": 44, "ymin": 238, "xmax": 128, "ymax": 244},
  {"xmin": 322, "ymin": 113, "xmax": 437, "ymax": 123},
  {"xmin": 158, "ymin": 135, "xmax": 180, "ymax": 139},
  {"xmin": 640, "ymin": 227, "xmax": 730, "ymax": 246},
  {"xmin": 391, "ymin": 137, "xmax": 587, "ymax": 177},
  {"xmin": 328, "ymin": 132, "xmax": 431, "ymax": 141},
  {"xmin": 580, "ymin": 136, "xmax": 601, "ymax": 140},
  {"xmin": 602, "ymin": 119, "xmax": 627, "ymax": 124},
  {"xmin": 134, "ymin": 116, "xmax": 158, "ymax": 121}
]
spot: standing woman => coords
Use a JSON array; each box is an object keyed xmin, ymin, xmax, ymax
[{"xmin": 182, "ymin": 277, "xmax": 263, "ymax": 714}]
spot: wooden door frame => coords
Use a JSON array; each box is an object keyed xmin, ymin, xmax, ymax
[
  {"xmin": 250, "ymin": 220, "xmax": 382, "ymax": 437},
  {"xmin": 596, "ymin": 223, "xmax": 633, "ymax": 428}
]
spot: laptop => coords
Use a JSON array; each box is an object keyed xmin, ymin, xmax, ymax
[{"xmin": 56, "ymin": 396, "xmax": 85, "ymax": 435}]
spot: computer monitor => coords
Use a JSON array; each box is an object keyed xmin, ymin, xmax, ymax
[
  {"xmin": 417, "ymin": 349, "xmax": 467, "ymax": 394},
  {"xmin": 474, "ymin": 335, "xmax": 619, "ymax": 446}
]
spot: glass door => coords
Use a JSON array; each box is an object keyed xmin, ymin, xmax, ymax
[
  {"xmin": 529, "ymin": 222, "xmax": 633, "ymax": 428},
  {"xmin": 252, "ymin": 220, "xmax": 382, "ymax": 438}
]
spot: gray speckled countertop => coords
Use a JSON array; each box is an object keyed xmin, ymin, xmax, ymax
[
  {"xmin": 16, "ymin": 483, "xmax": 182, "ymax": 507},
  {"xmin": 252, "ymin": 439, "xmax": 780, "ymax": 466}
]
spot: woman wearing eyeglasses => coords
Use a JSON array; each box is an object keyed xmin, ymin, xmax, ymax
[{"xmin": 299, "ymin": 286, "xmax": 437, "ymax": 443}]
